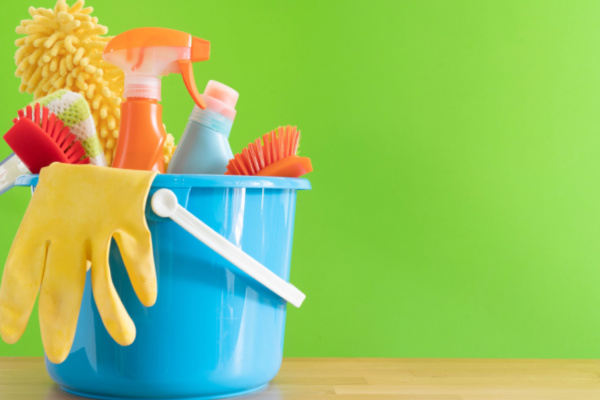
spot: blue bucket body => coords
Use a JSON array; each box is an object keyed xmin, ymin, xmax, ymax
[{"xmin": 18, "ymin": 174, "xmax": 310, "ymax": 400}]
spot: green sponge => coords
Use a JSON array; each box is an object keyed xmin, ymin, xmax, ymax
[{"xmin": 31, "ymin": 90, "xmax": 107, "ymax": 166}]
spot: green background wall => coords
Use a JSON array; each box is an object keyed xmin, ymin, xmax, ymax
[{"xmin": 1, "ymin": 0, "xmax": 600, "ymax": 358}]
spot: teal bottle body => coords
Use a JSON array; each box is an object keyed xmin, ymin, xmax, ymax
[{"xmin": 167, "ymin": 110, "xmax": 234, "ymax": 175}]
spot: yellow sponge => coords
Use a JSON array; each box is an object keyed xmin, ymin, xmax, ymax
[
  {"xmin": 163, "ymin": 129, "xmax": 177, "ymax": 171},
  {"xmin": 14, "ymin": 0, "xmax": 123, "ymax": 165}
]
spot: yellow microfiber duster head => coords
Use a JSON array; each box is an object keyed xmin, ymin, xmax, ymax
[
  {"xmin": 163, "ymin": 128, "xmax": 177, "ymax": 170},
  {"xmin": 14, "ymin": 0, "xmax": 123, "ymax": 165}
]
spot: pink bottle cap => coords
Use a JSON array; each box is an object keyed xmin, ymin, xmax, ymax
[
  {"xmin": 204, "ymin": 80, "xmax": 239, "ymax": 108},
  {"xmin": 197, "ymin": 80, "xmax": 238, "ymax": 121}
]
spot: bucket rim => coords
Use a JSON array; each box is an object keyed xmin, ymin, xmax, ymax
[{"xmin": 15, "ymin": 173, "xmax": 311, "ymax": 190}]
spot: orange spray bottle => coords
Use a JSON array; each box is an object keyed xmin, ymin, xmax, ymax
[{"xmin": 103, "ymin": 28, "xmax": 210, "ymax": 172}]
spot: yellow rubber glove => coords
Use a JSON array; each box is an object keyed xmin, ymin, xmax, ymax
[{"xmin": 0, "ymin": 163, "xmax": 157, "ymax": 364}]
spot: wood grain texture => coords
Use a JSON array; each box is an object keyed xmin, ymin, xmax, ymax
[{"xmin": 1, "ymin": 358, "xmax": 599, "ymax": 399}]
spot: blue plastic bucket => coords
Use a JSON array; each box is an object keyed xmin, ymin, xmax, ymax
[{"xmin": 18, "ymin": 174, "xmax": 310, "ymax": 400}]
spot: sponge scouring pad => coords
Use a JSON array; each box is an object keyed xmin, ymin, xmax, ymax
[{"xmin": 30, "ymin": 89, "xmax": 106, "ymax": 166}]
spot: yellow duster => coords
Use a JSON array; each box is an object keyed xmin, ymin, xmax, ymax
[
  {"xmin": 14, "ymin": 0, "xmax": 122, "ymax": 165},
  {"xmin": 14, "ymin": 0, "xmax": 177, "ymax": 167}
]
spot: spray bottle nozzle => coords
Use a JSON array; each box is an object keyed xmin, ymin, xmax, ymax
[{"xmin": 103, "ymin": 27, "xmax": 210, "ymax": 109}]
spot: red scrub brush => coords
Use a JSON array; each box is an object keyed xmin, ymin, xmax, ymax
[
  {"xmin": 0, "ymin": 103, "xmax": 90, "ymax": 195},
  {"xmin": 225, "ymin": 125, "xmax": 312, "ymax": 177},
  {"xmin": 7, "ymin": 103, "xmax": 90, "ymax": 172}
]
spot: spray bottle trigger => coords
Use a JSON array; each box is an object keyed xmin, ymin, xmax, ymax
[{"xmin": 178, "ymin": 59, "xmax": 206, "ymax": 109}]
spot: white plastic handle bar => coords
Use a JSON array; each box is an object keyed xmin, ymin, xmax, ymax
[
  {"xmin": 151, "ymin": 189, "xmax": 306, "ymax": 307},
  {"xmin": 0, "ymin": 153, "xmax": 30, "ymax": 196}
]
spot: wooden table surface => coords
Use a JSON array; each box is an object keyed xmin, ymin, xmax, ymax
[{"xmin": 2, "ymin": 357, "xmax": 600, "ymax": 400}]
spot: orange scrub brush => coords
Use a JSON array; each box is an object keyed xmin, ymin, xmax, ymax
[{"xmin": 225, "ymin": 125, "xmax": 312, "ymax": 177}]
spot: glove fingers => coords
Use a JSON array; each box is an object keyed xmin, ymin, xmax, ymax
[
  {"xmin": 0, "ymin": 237, "xmax": 48, "ymax": 344},
  {"xmin": 91, "ymin": 241, "xmax": 136, "ymax": 347},
  {"xmin": 38, "ymin": 243, "xmax": 87, "ymax": 364},
  {"xmin": 113, "ymin": 229, "xmax": 157, "ymax": 307}
]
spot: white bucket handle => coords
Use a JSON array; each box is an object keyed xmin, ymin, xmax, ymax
[{"xmin": 151, "ymin": 189, "xmax": 306, "ymax": 307}]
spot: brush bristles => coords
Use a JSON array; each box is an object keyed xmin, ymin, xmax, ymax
[
  {"xmin": 226, "ymin": 125, "xmax": 300, "ymax": 176},
  {"xmin": 16, "ymin": 103, "xmax": 90, "ymax": 165}
]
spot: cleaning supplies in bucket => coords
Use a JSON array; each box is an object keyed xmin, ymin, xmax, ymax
[
  {"xmin": 0, "ymin": 102, "xmax": 90, "ymax": 195},
  {"xmin": 2, "ymin": 2, "xmax": 315, "ymax": 396},
  {"xmin": 226, "ymin": 125, "xmax": 313, "ymax": 177},
  {"xmin": 0, "ymin": 162, "xmax": 308, "ymax": 365},
  {"xmin": 167, "ymin": 80, "xmax": 238, "ymax": 174},
  {"xmin": 102, "ymin": 27, "xmax": 210, "ymax": 172},
  {"xmin": 0, "ymin": 163, "xmax": 158, "ymax": 363}
]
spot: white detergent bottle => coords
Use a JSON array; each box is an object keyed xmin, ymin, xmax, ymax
[{"xmin": 168, "ymin": 80, "xmax": 238, "ymax": 174}]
